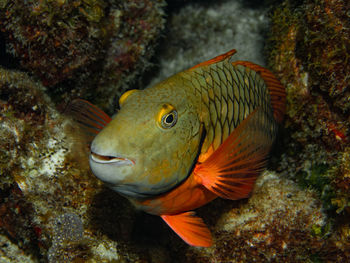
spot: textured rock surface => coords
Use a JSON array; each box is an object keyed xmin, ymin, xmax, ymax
[
  {"xmin": 266, "ymin": 0, "xmax": 350, "ymax": 260},
  {"xmin": 1, "ymin": 0, "xmax": 349, "ymax": 262},
  {"xmin": 184, "ymin": 172, "xmax": 327, "ymax": 262},
  {"xmin": 0, "ymin": 0, "xmax": 166, "ymax": 107},
  {"xmin": 0, "ymin": 68, "xmax": 153, "ymax": 262}
]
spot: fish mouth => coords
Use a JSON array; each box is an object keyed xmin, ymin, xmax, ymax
[{"xmin": 90, "ymin": 152, "xmax": 135, "ymax": 166}]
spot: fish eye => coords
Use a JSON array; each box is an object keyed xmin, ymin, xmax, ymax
[
  {"xmin": 157, "ymin": 104, "xmax": 178, "ymax": 129},
  {"xmin": 161, "ymin": 110, "xmax": 178, "ymax": 128}
]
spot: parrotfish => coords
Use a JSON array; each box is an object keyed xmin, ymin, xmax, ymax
[{"xmin": 69, "ymin": 49, "xmax": 285, "ymax": 247}]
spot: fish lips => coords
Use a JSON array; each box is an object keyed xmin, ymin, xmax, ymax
[
  {"xmin": 89, "ymin": 152, "xmax": 135, "ymax": 185},
  {"xmin": 90, "ymin": 152, "xmax": 134, "ymax": 166}
]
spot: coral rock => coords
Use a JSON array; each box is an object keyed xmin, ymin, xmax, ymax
[
  {"xmin": 267, "ymin": 0, "xmax": 350, "ymax": 260},
  {"xmin": 184, "ymin": 172, "xmax": 327, "ymax": 262},
  {"xmin": 0, "ymin": 0, "xmax": 166, "ymax": 107}
]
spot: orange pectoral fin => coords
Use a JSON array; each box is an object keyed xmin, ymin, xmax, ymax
[
  {"xmin": 65, "ymin": 99, "xmax": 112, "ymax": 142},
  {"xmin": 194, "ymin": 108, "xmax": 276, "ymax": 200},
  {"xmin": 161, "ymin": 212, "xmax": 212, "ymax": 247},
  {"xmin": 190, "ymin": 49, "xmax": 237, "ymax": 70}
]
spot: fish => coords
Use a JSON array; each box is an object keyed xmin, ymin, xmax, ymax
[{"xmin": 68, "ymin": 49, "xmax": 285, "ymax": 247}]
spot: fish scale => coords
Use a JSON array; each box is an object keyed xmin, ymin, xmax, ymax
[{"xmin": 187, "ymin": 59, "xmax": 273, "ymax": 157}]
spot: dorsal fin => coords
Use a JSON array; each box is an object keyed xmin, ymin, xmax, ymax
[
  {"xmin": 232, "ymin": 61, "xmax": 286, "ymax": 123},
  {"xmin": 190, "ymin": 49, "xmax": 237, "ymax": 70}
]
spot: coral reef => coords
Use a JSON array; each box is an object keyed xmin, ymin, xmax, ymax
[
  {"xmin": 0, "ymin": 234, "xmax": 38, "ymax": 263},
  {"xmin": 1, "ymin": 0, "xmax": 349, "ymax": 262},
  {"xmin": 0, "ymin": 67, "xmax": 159, "ymax": 262},
  {"xmin": 184, "ymin": 172, "xmax": 328, "ymax": 262},
  {"xmin": 0, "ymin": 67, "xmax": 88, "ymax": 261},
  {"xmin": 158, "ymin": 171, "xmax": 348, "ymax": 262},
  {"xmin": 47, "ymin": 213, "xmax": 86, "ymax": 263},
  {"xmin": 0, "ymin": 0, "xmax": 106, "ymax": 86},
  {"xmin": 266, "ymin": 0, "xmax": 350, "ymax": 260},
  {"xmin": 0, "ymin": 0, "xmax": 165, "ymax": 107}
]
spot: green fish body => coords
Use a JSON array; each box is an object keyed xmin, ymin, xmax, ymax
[{"xmin": 71, "ymin": 49, "xmax": 285, "ymax": 247}]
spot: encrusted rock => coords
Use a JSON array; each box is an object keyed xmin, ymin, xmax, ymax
[{"xmin": 0, "ymin": 0, "xmax": 166, "ymax": 107}]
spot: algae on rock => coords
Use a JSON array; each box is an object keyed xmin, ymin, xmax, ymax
[
  {"xmin": 0, "ymin": 0, "xmax": 166, "ymax": 108},
  {"xmin": 266, "ymin": 0, "xmax": 350, "ymax": 260},
  {"xmin": 0, "ymin": 67, "xmax": 156, "ymax": 262},
  {"xmin": 2, "ymin": 0, "xmax": 350, "ymax": 262},
  {"xmin": 185, "ymin": 172, "xmax": 327, "ymax": 263}
]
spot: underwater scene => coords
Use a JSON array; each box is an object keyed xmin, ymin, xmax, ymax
[{"xmin": 0, "ymin": 0, "xmax": 349, "ymax": 262}]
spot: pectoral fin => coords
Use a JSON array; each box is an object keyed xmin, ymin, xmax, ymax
[
  {"xmin": 161, "ymin": 212, "xmax": 212, "ymax": 247},
  {"xmin": 194, "ymin": 108, "xmax": 276, "ymax": 200},
  {"xmin": 65, "ymin": 99, "xmax": 111, "ymax": 142}
]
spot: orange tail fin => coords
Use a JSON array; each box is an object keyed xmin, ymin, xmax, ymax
[
  {"xmin": 194, "ymin": 108, "xmax": 276, "ymax": 200},
  {"xmin": 161, "ymin": 212, "xmax": 212, "ymax": 247},
  {"xmin": 232, "ymin": 61, "xmax": 286, "ymax": 123}
]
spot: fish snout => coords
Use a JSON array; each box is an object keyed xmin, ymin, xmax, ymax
[
  {"xmin": 89, "ymin": 150, "xmax": 136, "ymax": 187},
  {"xmin": 90, "ymin": 152, "xmax": 134, "ymax": 166},
  {"xmin": 90, "ymin": 135, "xmax": 135, "ymax": 166},
  {"xmin": 89, "ymin": 138, "xmax": 136, "ymax": 186}
]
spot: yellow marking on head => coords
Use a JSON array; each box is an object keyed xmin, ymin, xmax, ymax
[{"xmin": 119, "ymin": 89, "xmax": 138, "ymax": 106}]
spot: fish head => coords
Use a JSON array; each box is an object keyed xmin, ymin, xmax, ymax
[{"xmin": 90, "ymin": 77, "xmax": 202, "ymax": 199}]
